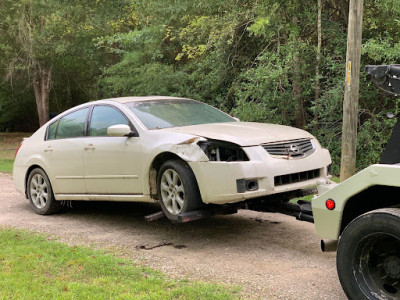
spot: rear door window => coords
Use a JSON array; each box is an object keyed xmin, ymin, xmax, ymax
[{"xmin": 55, "ymin": 108, "xmax": 90, "ymax": 139}]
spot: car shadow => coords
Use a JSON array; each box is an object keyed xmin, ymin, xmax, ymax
[{"xmin": 45, "ymin": 200, "xmax": 322, "ymax": 256}]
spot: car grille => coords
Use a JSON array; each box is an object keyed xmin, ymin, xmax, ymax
[
  {"xmin": 274, "ymin": 169, "xmax": 320, "ymax": 186},
  {"xmin": 262, "ymin": 139, "xmax": 314, "ymax": 159}
]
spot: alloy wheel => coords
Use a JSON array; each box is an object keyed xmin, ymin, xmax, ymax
[
  {"xmin": 30, "ymin": 174, "xmax": 48, "ymax": 209},
  {"xmin": 160, "ymin": 169, "xmax": 185, "ymax": 215}
]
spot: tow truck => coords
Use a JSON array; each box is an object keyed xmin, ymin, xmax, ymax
[{"xmin": 312, "ymin": 64, "xmax": 400, "ymax": 300}]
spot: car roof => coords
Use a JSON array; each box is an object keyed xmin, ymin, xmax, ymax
[{"xmin": 95, "ymin": 96, "xmax": 190, "ymax": 104}]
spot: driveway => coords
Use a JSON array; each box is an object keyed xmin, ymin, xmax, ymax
[{"xmin": 0, "ymin": 173, "xmax": 346, "ymax": 299}]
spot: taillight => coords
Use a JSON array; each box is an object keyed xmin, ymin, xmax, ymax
[{"xmin": 15, "ymin": 143, "xmax": 23, "ymax": 159}]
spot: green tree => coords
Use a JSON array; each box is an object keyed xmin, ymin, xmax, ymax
[{"xmin": 0, "ymin": 0, "xmax": 125, "ymax": 126}]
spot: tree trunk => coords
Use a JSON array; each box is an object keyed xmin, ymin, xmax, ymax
[
  {"xmin": 33, "ymin": 64, "xmax": 52, "ymax": 127},
  {"xmin": 314, "ymin": 0, "xmax": 322, "ymax": 132},
  {"xmin": 340, "ymin": 0, "xmax": 363, "ymax": 181},
  {"xmin": 292, "ymin": 16, "xmax": 306, "ymax": 129}
]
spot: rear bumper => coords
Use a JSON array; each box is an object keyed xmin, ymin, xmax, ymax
[{"xmin": 13, "ymin": 164, "xmax": 27, "ymax": 197}]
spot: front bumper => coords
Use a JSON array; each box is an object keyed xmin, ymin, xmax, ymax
[{"xmin": 189, "ymin": 146, "xmax": 331, "ymax": 204}]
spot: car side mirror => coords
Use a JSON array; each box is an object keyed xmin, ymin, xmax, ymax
[
  {"xmin": 107, "ymin": 124, "xmax": 133, "ymax": 137},
  {"xmin": 233, "ymin": 117, "xmax": 240, "ymax": 122}
]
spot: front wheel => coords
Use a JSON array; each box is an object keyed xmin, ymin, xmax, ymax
[
  {"xmin": 27, "ymin": 168, "xmax": 61, "ymax": 215},
  {"xmin": 337, "ymin": 208, "xmax": 400, "ymax": 300},
  {"xmin": 157, "ymin": 160, "xmax": 203, "ymax": 221}
]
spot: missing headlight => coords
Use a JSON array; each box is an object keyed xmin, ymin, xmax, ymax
[{"xmin": 198, "ymin": 140, "xmax": 249, "ymax": 162}]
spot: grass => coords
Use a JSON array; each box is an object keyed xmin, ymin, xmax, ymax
[
  {"xmin": 0, "ymin": 132, "xmax": 31, "ymax": 173},
  {"xmin": 0, "ymin": 158, "xmax": 14, "ymax": 173},
  {"xmin": 331, "ymin": 176, "xmax": 340, "ymax": 183},
  {"xmin": 0, "ymin": 228, "xmax": 239, "ymax": 299}
]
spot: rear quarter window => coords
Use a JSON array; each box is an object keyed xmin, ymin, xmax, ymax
[{"xmin": 47, "ymin": 121, "xmax": 59, "ymax": 140}]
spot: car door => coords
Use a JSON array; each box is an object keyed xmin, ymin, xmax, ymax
[
  {"xmin": 45, "ymin": 107, "xmax": 90, "ymax": 194},
  {"xmin": 83, "ymin": 105, "xmax": 143, "ymax": 194}
]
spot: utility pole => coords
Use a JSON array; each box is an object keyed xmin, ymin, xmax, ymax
[{"xmin": 340, "ymin": 0, "xmax": 364, "ymax": 182}]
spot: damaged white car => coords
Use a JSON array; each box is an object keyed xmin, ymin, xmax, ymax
[{"xmin": 13, "ymin": 96, "xmax": 331, "ymax": 221}]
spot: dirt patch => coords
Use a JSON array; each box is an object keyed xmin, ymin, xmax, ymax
[{"xmin": 0, "ymin": 172, "xmax": 346, "ymax": 299}]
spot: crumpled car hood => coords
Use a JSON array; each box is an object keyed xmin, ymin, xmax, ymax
[{"xmin": 161, "ymin": 122, "xmax": 314, "ymax": 146}]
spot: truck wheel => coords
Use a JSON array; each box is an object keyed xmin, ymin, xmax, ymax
[
  {"xmin": 337, "ymin": 208, "xmax": 400, "ymax": 300},
  {"xmin": 27, "ymin": 168, "xmax": 61, "ymax": 215},
  {"xmin": 157, "ymin": 160, "xmax": 203, "ymax": 221}
]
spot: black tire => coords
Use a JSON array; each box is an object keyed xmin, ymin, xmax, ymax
[
  {"xmin": 157, "ymin": 160, "xmax": 203, "ymax": 221},
  {"xmin": 337, "ymin": 208, "xmax": 400, "ymax": 300},
  {"xmin": 27, "ymin": 168, "xmax": 61, "ymax": 215}
]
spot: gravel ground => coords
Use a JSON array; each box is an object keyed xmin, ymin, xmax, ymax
[{"xmin": 0, "ymin": 172, "xmax": 346, "ymax": 299}]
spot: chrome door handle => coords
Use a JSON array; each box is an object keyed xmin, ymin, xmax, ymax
[{"xmin": 84, "ymin": 144, "xmax": 95, "ymax": 150}]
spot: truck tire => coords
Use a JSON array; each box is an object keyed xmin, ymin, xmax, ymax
[
  {"xmin": 157, "ymin": 160, "xmax": 203, "ymax": 221},
  {"xmin": 337, "ymin": 208, "xmax": 400, "ymax": 300}
]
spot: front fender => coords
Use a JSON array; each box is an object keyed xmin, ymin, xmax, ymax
[{"xmin": 150, "ymin": 137, "xmax": 209, "ymax": 163}]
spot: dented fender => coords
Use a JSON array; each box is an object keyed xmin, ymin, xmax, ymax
[
  {"xmin": 156, "ymin": 137, "xmax": 209, "ymax": 162},
  {"xmin": 144, "ymin": 136, "xmax": 209, "ymax": 197}
]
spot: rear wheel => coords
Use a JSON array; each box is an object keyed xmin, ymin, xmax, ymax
[
  {"xmin": 337, "ymin": 208, "xmax": 400, "ymax": 300},
  {"xmin": 157, "ymin": 160, "xmax": 202, "ymax": 221},
  {"xmin": 27, "ymin": 168, "xmax": 61, "ymax": 215}
]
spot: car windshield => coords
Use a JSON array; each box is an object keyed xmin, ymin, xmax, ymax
[{"xmin": 125, "ymin": 99, "xmax": 236, "ymax": 129}]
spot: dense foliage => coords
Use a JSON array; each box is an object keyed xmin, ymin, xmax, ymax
[{"xmin": 1, "ymin": 0, "xmax": 400, "ymax": 174}]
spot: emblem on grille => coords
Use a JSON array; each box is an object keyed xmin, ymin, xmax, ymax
[
  {"xmin": 262, "ymin": 139, "xmax": 314, "ymax": 159},
  {"xmin": 289, "ymin": 144, "xmax": 300, "ymax": 153}
]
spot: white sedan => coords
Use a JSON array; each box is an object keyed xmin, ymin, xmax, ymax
[{"xmin": 13, "ymin": 96, "xmax": 331, "ymax": 220}]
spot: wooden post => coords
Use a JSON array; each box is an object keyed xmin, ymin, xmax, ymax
[{"xmin": 340, "ymin": 0, "xmax": 364, "ymax": 182}]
